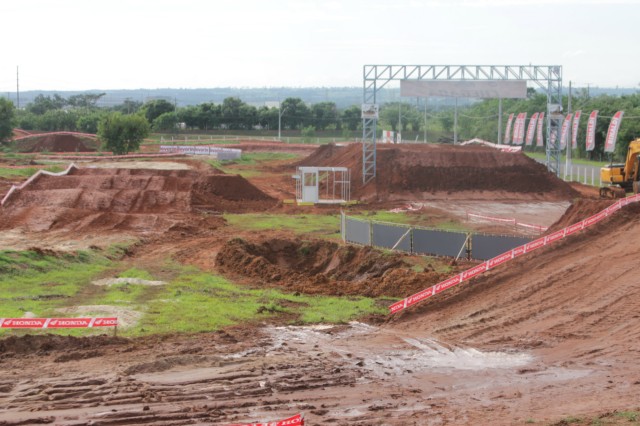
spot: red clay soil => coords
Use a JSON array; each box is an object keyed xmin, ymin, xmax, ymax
[
  {"xmin": 0, "ymin": 167, "xmax": 278, "ymax": 232},
  {"xmin": 214, "ymin": 237, "xmax": 462, "ymax": 298},
  {"xmin": 382, "ymin": 202, "xmax": 640, "ymax": 420},
  {"xmin": 297, "ymin": 143, "xmax": 579, "ymax": 202},
  {"xmin": 15, "ymin": 133, "xmax": 99, "ymax": 153},
  {"xmin": 2, "ymin": 204, "xmax": 639, "ymax": 425}
]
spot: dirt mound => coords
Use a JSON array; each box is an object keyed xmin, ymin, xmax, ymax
[
  {"xmin": 215, "ymin": 237, "xmax": 467, "ymax": 297},
  {"xmin": 0, "ymin": 334, "xmax": 128, "ymax": 357},
  {"xmin": 298, "ymin": 143, "xmax": 578, "ymax": 202},
  {"xmin": 15, "ymin": 133, "xmax": 99, "ymax": 153},
  {"xmin": 0, "ymin": 167, "xmax": 277, "ymax": 233},
  {"xmin": 393, "ymin": 202, "xmax": 640, "ymax": 347},
  {"xmin": 546, "ymin": 198, "xmax": 615, "ymax": 233}
]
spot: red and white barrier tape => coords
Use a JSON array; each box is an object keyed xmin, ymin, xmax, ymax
[
  {"xmin": 0, "ymin": 317, "xmax": 118, "ymax": 328},
  {"xmin": 467, "ymin": 212, "xmax": 548, "ymax": 232},
  {"xmin": 228, "ymin": 413, "xmax": 304, "ymax": 426},
  {"xmin": 390, "ymin": 194, "xmax": 640, "ymax": 314}
]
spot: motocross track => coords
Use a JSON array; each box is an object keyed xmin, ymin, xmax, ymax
[
  {"xmin": 13, "ymin": 132, "xmax": 100, "ymax": 153},
  {"xmin": 296, "ymin": 143, "xmax": 578, "ymax": 202},
  {"xmin": 1, "ymin": 144, "xmax": 638, "ymax": 425}
]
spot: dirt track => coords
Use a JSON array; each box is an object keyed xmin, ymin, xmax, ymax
[{"xmin": 1, "ymin": 144, "xmax": 638, "ymax": 425}]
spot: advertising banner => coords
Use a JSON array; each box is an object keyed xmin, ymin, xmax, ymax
[
  {"xmin": 604, "ymin": 111, "xmax": 624, "ymax": 153},
  {"xmin": 571, "ymin": 110, "xmax": 582, "ymax": 149},
  {"xmin": 504, "ymin": 113, "xmax": 514, "ymax": 144},
  {"xmin": 559, "ymin": 113, "xmax": 572, "ymax": 150},
  {"xmin": 536, "ymin": 112, "xmax": 545, "ymax": 147},
  {"xmin": 0, "ymin": 317, "xmax": 118, "ymax": 328},
  {"xmin": 525, "ymin": 112, "xmax": 539, "ymax": 146},
  {"xmin": 585, "ymin": 110, "xmax": 598, "ymax": 151},
  {"xmin": 513, "ymin": 113, "xmax": 527, "ymax": 145},
  {"xmin": 228, "ymin": 413, "xmax": 304, "ymax": 426},
  {"xmin": 400, "ymin": 79, "xmax": 527, "ymax": 99}
]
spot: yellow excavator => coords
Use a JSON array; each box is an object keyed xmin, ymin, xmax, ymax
[{"xmin": 600, "ymin": 138, "xmax": 640, "ymax": 198}]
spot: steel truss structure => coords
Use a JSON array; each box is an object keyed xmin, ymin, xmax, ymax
[{"xmin": 362, "ymin": 64, "xmax": 563, "ymax": 184}]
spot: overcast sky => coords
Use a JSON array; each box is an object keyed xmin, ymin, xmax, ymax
[{"xmin": 1, "ymin": 0, "xmax": 638, "ymax": 92}]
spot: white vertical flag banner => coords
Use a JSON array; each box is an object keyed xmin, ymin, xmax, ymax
[
  {"xmin": 536, "ymin": 112, "xmax": 545, "ymax": 147},
  {"xmin": 585, "ymin": 110, "xmax": 598, "ymax": 152},
  {"xmin": 604, "ymin": 111, "xmax": 624, "ymax": 153},
  {"xmin": 559, "ymin": 113, "xmax": 572, "ymax": 150},
  {"xmin": 571, "ymin": 110, "xmax": 582, "ymax": 149},
  {"xmin": 518, "ymin": 113, "xmax": 527, "ymax": 144},
  {"xmin": 504, "ymin": 113, "xmax": 514, "ymax": 144},
  {"xmin": 513, "ymin": 113, "xmax": 527, "ymax": 145},
  {"xmin": 525, "ymin": 112, "xmax": 539, "ymax": 146}
]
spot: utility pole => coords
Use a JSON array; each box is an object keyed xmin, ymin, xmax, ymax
[
  {"xmin": 498, "ymin": 98, "xmax": 503, "ymax": 144},
  {"xmin": 565, "ymin": 81, "xmax": 572, "ymax": 177},
  {"xmin": 278, "ymin": 102, "xmax": 285, "ymax": 140},
  {"xmin": 454, "ymin": 97, "xmax": 458, "ymax": 144},
  {"xmin": 423, "ymin": 98, "xmax": 427, "ymax": 143},
  {"xmin": 398, "ymin": 101, "xmax": 402, "ymax": 143},
  {"xmin": 16, "ymin": 66, "xmax": 20, "ymax": 109}
]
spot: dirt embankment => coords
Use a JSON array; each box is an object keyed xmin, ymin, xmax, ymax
[
  {"xmin": 215, "ymin": 237, "xmax": 470, "ymax": 298},
  {"xmin": 0, "ymin": 166, "xmax": 278, "ymax": 233},
  {"xmin": 14, "ymin": 133, "xmax": 100, "ymax": 153},
  {"xmin": 297, "ymin": 143, "xmax": 579, "ymax": 202}
]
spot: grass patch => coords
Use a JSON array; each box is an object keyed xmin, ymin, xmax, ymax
[
  {"xmin": 0, "ymin": 249, "xmax": 111, "ymax": 320},
  {"xmin": 0, "ymin": 165, "xmax": 65, "ymax": 179},
  {"xmin": 296, "ymin": 296, "xmax": 383, "ymax": 323},
  {"xmin": 205, "ymin": 152, "xmax": 300, "ymax": 178},
  {"xmin": 614, "ymin": 411, "xmax": 639, "ymax": 422},
  {"xmin": 224, "ymin": 213, "xmax": 341, "ymax": 239},
  {"xmin": 0, "ymin": 251, "xmax": 385, "ymax": 337},
  {"xmin": 130, "ymin": 270, "xmax": 385, "ymax": 336}
]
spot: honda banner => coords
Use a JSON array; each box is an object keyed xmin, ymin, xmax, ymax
[
  {"xmin": 536, "ymin": 112, "xmax": 545, "ymax": 147},
  {"xmin": 228, "ymin": 414, "xmax": 304, "ymax": 426},
  {"xmin": 504, "ymin": 113, "xmax": 514, "ymax": 144},
  {"xmin": 604, "ymin": 111, "xmax": 624, "ymax": 153},
  {"xmin": 0, "ymin": 317, "xmax": 118, "ymax": 328},
  {"xmin": 525, "ymin": 112, "xmax": 539, "ymax": 146},
  {"xmin": 559, "ymin": 113, "xmax": 572, "ymax": 150},
  {"xmin": 513, "ymin": 113, "xmax": 527, "ymax": 145},
  {"xmin": 571, "ymin": 110, "xmax": 582, "ymax": 149},
  {"xmin": 585, "ymin": 110, "xmax": 598, "ymax": 151}
]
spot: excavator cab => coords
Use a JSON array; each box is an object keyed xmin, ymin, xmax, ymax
[{"xmin": 600, "ymin": 139, "xmax": 640, "ymax": 198}]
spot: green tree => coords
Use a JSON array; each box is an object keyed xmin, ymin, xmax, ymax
[
  {"xmin": 112, "ymin": 98, "xmax": 143, "ymax": 115},
  {"xmin": 142, "ymin": 99, "xmax": 175, "ymax": 124},
  {"xmin": 311, "ymin": 102, "xmax": 338, "ymax": 131},
  {"xmin": 341, "ymin": 105, "xmax": 361, "ymax": 131},
  {"xmin": 0, "ymin": 98, "xmax": 16, "ymax": 143},
  {"xmin": 27, "ymin": 94, "xmax": 67, "ymax": 115},
  {"xmin": 152, "ymin": 112, "xmax": 179, "ymax": 131},
  {"xmin": 221, "ymin": 97, "xmax": 245, "ymax": 130},
  {"xmin": 67, "ymin": 93, "xmax": 105, "ymax": 109},
  {"xmin": 76, "ymin": 111, "xmax": 107, "ymax": 133},
  {"xmin": 98, "ymin": 113, "xmax": 150, "ymax": 155},
  {"xmin": 281, "ymin": 97, "xmax": 310, "ymax": 130},
  {"xmin": 257, "ymin": 106, "xmax": 278, "ymax": 130}
]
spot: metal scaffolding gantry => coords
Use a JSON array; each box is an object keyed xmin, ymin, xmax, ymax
[{"xmin": 362, "ymin": 64, "xmax": 563, "ymax": 184}]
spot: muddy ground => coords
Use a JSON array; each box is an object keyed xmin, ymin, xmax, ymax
[{"xmin": 0, "ymin": 145, "xmax": 638, "ymax": 425}]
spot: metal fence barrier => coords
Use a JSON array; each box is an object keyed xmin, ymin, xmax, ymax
[{"xmin": 341, "ymin": 213, "xmax": 531, "ymax": 261}]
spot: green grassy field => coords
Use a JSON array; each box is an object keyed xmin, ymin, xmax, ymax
[{"xmin": 0, "ymin": 247, "xmax": 386, "ymax": 337}]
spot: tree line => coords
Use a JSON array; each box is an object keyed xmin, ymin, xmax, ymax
[
  {"xmin": 1, "ymin": 89, "xmax": 639, "ymax": 160},
  {"xmin": 5, "ymin": 94, "xmax": 363, "ymax": 134}
]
